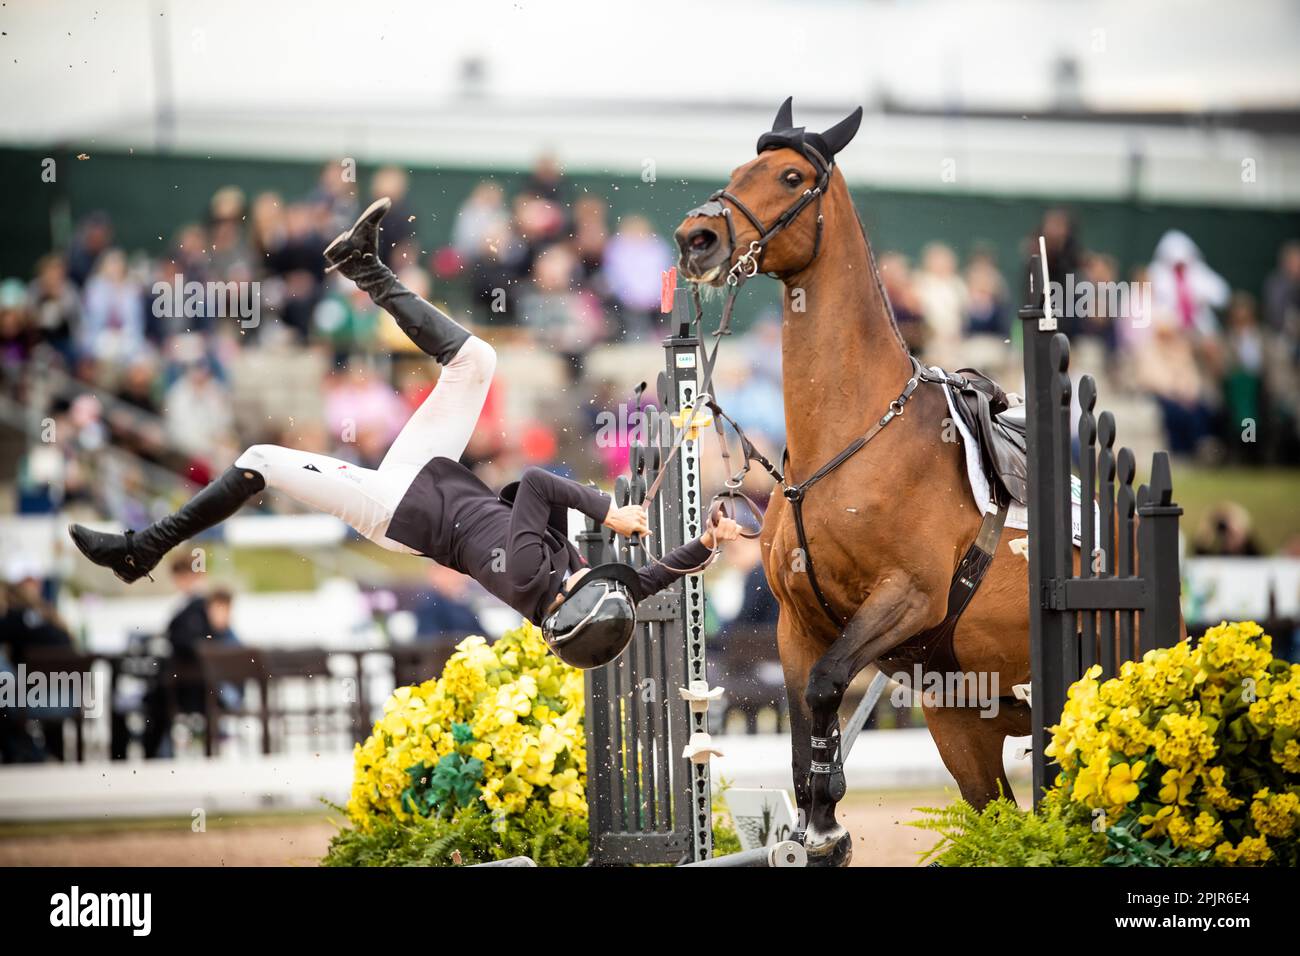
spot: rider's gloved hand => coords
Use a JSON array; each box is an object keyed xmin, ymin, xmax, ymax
[
  {"xmin": 604, "ymin": 503, "xmax": 651, "ymax": 538},
  {"xmin": 701, "ymin": 515, "xmax": 742, "ymax": 549}
]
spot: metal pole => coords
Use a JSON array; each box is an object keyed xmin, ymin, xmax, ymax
[{"xmin": 680, "ymin": 840, "xmax": 807, "ymax": 868}]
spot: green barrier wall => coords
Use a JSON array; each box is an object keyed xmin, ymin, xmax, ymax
[{"xmin": 3, "ymin": 146, "xmax": 1296, "ymax": 332}]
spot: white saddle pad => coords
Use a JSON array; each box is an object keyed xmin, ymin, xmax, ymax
[{"xmin": 938, "ymin": 375, "xmax": 1087, "ymax": 547}]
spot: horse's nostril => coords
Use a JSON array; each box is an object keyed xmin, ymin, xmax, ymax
[{"xmin": 688, "ymin": 228, "xmax": 718, "ymax": 253}]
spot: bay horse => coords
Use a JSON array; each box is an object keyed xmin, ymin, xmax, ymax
[{"xmin": 674, "ymin": 99, "xmax": 1034, "ymax": 865}]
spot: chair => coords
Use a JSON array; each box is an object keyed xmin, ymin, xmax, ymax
[
  {"xmin": 193, "ymin": 644, "xmax": 270, "ymax": 756},
  {"xmin": 262, "ymin": 649, "xmax": 355, "ymax": 752},
  {"xmin": 709, "ymin": 624, "xmax": 787, "ymax": 734}
]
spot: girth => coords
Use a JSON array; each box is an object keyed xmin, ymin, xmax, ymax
[
  {"xmin": 879, "ymin": 499, "xmax": 1008, "ymax": 677},
  {"xmin": 778, "ymin": 362, "xmax": 1011, "ymax": 670}
]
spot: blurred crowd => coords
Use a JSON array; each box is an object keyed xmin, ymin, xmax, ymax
[
  {"xmin": 0, "ymin": 163, "xmax": 1295, "ymax": 554},
  {"xmin": 1, "ymin": 162, "xmax": 1293, "ymax": 510},
  {"xmin": 0, "ymin": 156, "xmax": 1297, "ymax": 525},
  {"xmin": 884, "ymin": 211, "xmax": 1300, "ymax": 466}
]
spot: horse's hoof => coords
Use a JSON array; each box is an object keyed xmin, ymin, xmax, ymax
[{"xmin": 804, "ymin": 826, "xmax": 853, "ymax": 867}]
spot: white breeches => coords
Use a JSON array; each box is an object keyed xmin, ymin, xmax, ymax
[{"xmin": 234, "ymin": 336, "xmax": 496, "ymax": 554}]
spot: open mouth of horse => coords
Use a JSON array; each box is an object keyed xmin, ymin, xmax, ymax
[
  {"xmin": 674, "ymin": 219, "xmax": 733, "ymax": 286},
  {"xmin": 683, "ymin": 262, "xmax": 725, "ymax": 285}
]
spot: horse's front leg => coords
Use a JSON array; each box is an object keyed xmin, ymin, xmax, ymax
[
  {"xmin": 776, "ymin": 611, "xmax": 821, "ymax": 841},
  {"xmin": 803, "ymin": 572, "xmax": 935, "ymax": 866}
]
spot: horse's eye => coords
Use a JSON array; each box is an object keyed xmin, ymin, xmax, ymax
[{"xmin": 783, "ymin": 170, "xmax": 802, "ymax": 187}]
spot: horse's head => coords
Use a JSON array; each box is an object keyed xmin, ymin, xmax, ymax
[{"xmin": 675, "ymin": 97, "xmax": 863, "ymax": 286}]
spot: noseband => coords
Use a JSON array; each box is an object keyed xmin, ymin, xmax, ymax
[{"xmin": 686, "ymin": 143, "xmax": 832, "ymax": 285}]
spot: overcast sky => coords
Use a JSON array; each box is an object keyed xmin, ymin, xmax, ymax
[{"xmin": 3, "ymin": 0, "xmax": 1298, "ymax": 145}]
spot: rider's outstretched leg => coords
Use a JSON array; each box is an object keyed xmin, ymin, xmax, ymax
[
  {"xmin": 68, "ymin": 467, "xmax": 266, "ymax": 583},
  {"xmin": 325, "ymin": 197, "xmax": 472, "ymax": 365}
]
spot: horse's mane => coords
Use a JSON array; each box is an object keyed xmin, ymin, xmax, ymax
[{"xmin": 840, "ymin": 174, "xmax": 911, "ymax": 357}]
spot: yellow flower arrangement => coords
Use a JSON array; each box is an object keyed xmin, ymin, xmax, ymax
[
  {"xmin": 345, "ymin": 623, "xmax": 586, "ymax": 828},
  {"xmin": 1046, "ymin": 621, "xmax": 1299, "ymax": 866}
]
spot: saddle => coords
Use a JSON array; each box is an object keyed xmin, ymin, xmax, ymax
[
  {"xmin": 877, "ymin": 364, "xmax": 1028, "ymax": 683},
  {"xmin": 936, "ymin": 367, "xmax": 1029, "ymax": 507}
]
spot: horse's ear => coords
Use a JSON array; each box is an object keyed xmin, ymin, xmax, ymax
[
  {"xmin": 772, "ymin": 96, "xmax": 794, "ymax": 131},
  {"xmin": 821, "ymin": 107, "xmax": 863, "ymax": 156}
]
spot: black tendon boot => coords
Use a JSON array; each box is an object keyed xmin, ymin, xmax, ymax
[
  {"xmin": 69, "ymin": 467, "xmax": 266, "ymax": 583},
  {"xmin": 324, "ymin": 197, "xmax": 472, "ymax": 364}
]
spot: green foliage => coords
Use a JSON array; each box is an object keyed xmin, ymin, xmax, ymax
[
  {"xmin": 399, "ymin": 754, "xmax": 486, "ymax": 819},
  {"xmin": 1099, "ymin": 822, "xmax": 1213, "ymax": 867},
  {"xmin": 322, "ymin": 801, "xmax": 589, "ymax": 868},
  {"xmin": 711, "ymin": 824, "xmax": 742, "ymax": 858},
  {"xmin": 911, "ymin": 791, "xmax": 1109, "ymax": 867}
]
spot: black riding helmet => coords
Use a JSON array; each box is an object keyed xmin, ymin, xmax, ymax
[{"xmin": 540, "ymin": 563, "xmax": 641, "ymax": 669}]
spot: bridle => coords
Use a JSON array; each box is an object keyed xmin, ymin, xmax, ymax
[{"xmin": 686, "ymin": 142, "xmax": 832, "ymax": 285}]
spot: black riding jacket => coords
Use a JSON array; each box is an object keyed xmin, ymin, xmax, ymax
[{"xmin": 384, "ymin": 459, "xmax": 711, "ymax": 624}]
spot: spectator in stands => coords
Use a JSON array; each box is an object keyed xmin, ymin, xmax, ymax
[
  {"xmin": 1149, "ymin": 230, "xmax": 1229, "ymax": 337},
  {"xmin": 963, "ymin": 248, "xmax": 1010, "ymax": 338},
  {"xmin": 163, "ymin": 349, "xmax": 235, "ymax": 480},
  {"xmin": 311, "ymin": 161, "xmax": 359, "ymax": 236},
  {"xmin": 208, "ymin": 186, "xmax": 255, "ymax": 280},
  {"xmin": 1262, "ymin": 240, "xmax": 1300, "ymax": 335},
  {"xmin": 411, "ymin": 563, "xmax": 484, "ymax": 638},
  {"xmin": 142, "ymin": 561, "xmax": 241, "ymax": 758},
  {"xmin": 0, "ymin": 646, "xmax": 33, "ymax": 762},
  {"xmin": 65, "ymin": 211, "xmax": 113, "ymax": 288},
  {"xmin": 314, "ymin": 272, "xmax": 382, "ymax": 364},
  {"xmin": 512, "ymin": 191, "xmax": 566, "ymax": 268},
  {"xmin": 1026, "ymin": 208, "xmax": 1081, "ymax": 326},
  {"xmin": 107, "ymin": 353, "xmax": 168, "ymax": 465},
  {"xmin": 746, "ymin": 315, "xmax": 783, "ymax": 388},
  {"xmin": 323, "ymin": 358, "xmax": 407, "ymax": 465},
  {"xmin": 601, "ymin": 214, "xmax": 673, "ymax": 337},
  {"xmin": 1076, "ymin": 251, "xmax": 1122, "ymax": 349},
  {"xmin": 452, "ymin": 180, "xmax": 510, "ymax": 260},
  {"xmin": 27, "ymin": 253, "xmax": 81, "ymax": 364},
  {"xmin": 469, "ymin": 219, "xmax": 528, "ymax": 323},
  {"xmin": 571, "ymin": 195, "xmax": 610, "ymax": 280},
  {"xmin": 262, "ymin": 202, "xmax": 329, "ymax": 341},
  {"xmin": 1221, "ymin": 292, "xmax": 1265, "ymax": 462},
  {"xmin": 522, "ymin": 151, "xmax": 567, "ymax": 202},
  {"xmin": 716, "ymin": 536, "xmax": 780, "ymax": 639},
  {"xmin": 518, "ymin": 243, "xmax": 605, "ymax": 380},
  {"xmin": 914, "ymin": 242, "xmax": 967, "ymax": 363},
  {"xmin": 372, "ymin": 167, "xmax": 419, "ymax": 267},
  {"xmin": 80, "ymin": 249, "xmax": 145, "ymax": 366},
  {"xmin": 1192, "ymin": 502, "xmax": 1262, "ymax": 557},
  {"xmin": 0, "ymin": 278, "xmax": 36, "ymax": 369},
  {"xmin": 0, "ymin": 558, "xmax": 75, "ymax": 762},
  {"xmin": 1132, "ymin": 308, "xmax": 1217, "ymax": 457},
  {"xmin": 1115, "ymin": 263, "xmax": 1155, "ymax": 352},
  {"xmin": 879, "ymin": 251, "xmax": 926, "ymax": 352},
  {"xmin": 147, "ymin": 224, "xmax": 213, "ymax": 340},
  {"xmin": 715, "ymin": 362, "xmax": 784, "ymax": 446}
]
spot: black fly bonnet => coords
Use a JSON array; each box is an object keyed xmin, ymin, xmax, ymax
[{"xmin": 686, "ymin": 97, "xmax": 864, "ymax": 283}]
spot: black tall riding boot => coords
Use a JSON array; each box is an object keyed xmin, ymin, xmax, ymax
[
  {"xmin": 324, "ymin": 197, "xmax": 472, "ymax": 365},
  {"xmin": 68, "ymin": 466, "xmax": 266, "ymax": 583}
]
